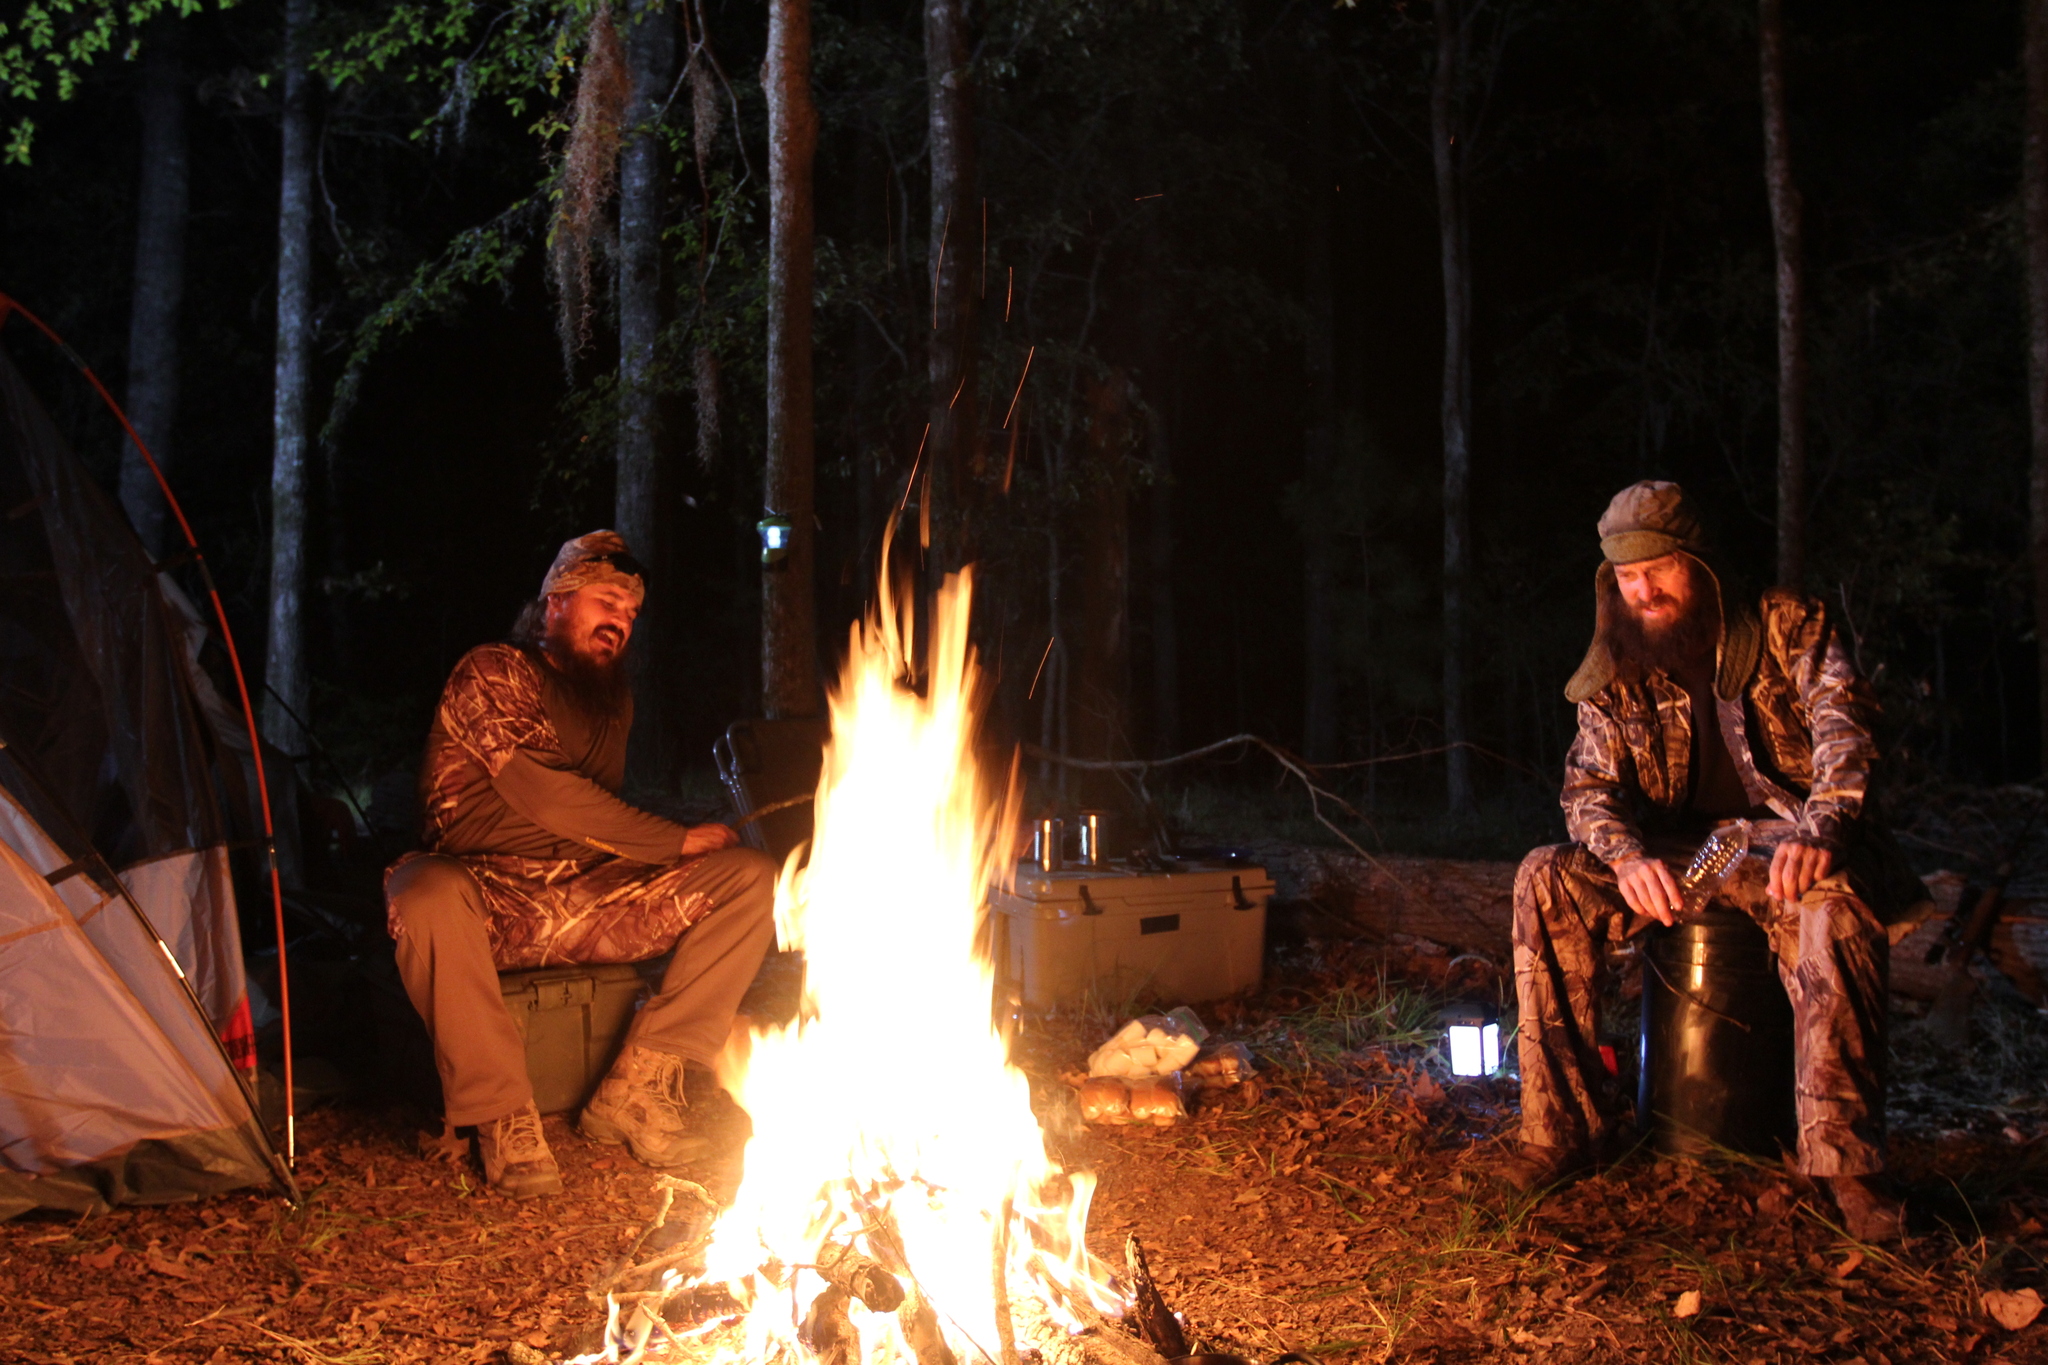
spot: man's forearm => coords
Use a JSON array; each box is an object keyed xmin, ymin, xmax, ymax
[{"xmin": 492, "ymin": 752, "xmax": 693, "ymax": 862}]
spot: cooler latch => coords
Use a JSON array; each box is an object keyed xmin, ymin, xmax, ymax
[
  {"xmin": 523, "ymin": 977, "xmax": 595, "ymax": 1011},
  {"xmin": 1230, "ymin": 875, "xmax": 1254, "ymax": 910}
]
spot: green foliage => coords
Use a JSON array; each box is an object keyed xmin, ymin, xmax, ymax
[
  {"xmin": 313, "ymin": 0, "xmax": 593, "ymax": 136},
  {"xmin": 321, "ymin": 196, "xmax": 542, "ymax": 452},
  {"xmin": 1, "ymin": 0, "xmax": 206, "ymax": 163}
]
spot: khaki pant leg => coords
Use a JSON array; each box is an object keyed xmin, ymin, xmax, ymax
[
  {"xmin": 1513, "ymin": 843, "xmax": 1629, "ymax": 1154},
  {"xmin": 630, "ymin": 847, "xmax": 778, "ymax": 1068},
  {"xmin": 387, "ymin": 854, "xmax": 533, "ymax": 1126}
]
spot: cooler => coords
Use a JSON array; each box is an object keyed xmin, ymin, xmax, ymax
[{"xmin": 989, "ymin": 862, "xmax": 1271, "ymax": 1010}]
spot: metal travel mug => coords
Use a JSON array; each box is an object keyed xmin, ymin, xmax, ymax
[
  {"xmin": 1033, "ymin": 817, "xmax": 1064, "ymax": 872},
  {"xmin": 1078, "ymin": 811, "xmax": 1105, "ymax": 867}
]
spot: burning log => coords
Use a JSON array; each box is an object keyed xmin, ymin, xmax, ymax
[
  {"xmin": 1014, "ymin": 1297, "xmax": 1170, "ymax": 1365},
  {"xmin": 897, "ymin": 1286, "xmax": 961, "ymax": 1365},
  {"xmin": 1122, "ymin": 1235, "xmax": 1187, "ymax": 1359},
  {"xmin": 813, "ymin": 1240, "xmax": 907, "ymax": 1312},
  {"xmin": 801, "ymin": 1286, "xmax": 860, "ymax": 1365}
]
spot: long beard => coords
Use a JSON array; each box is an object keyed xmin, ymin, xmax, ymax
[
  {"xmin": 541, "ymin": 627, "xmax": 633, "ymax": 719},
  {"xmin": 1598, "ymin": 585, "xmax": 1719, "ymax": 682}
]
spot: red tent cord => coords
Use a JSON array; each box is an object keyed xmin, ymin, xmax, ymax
[{"xmin": 0, "ymin": 293, "xmax": 297, "ymax": 1166}]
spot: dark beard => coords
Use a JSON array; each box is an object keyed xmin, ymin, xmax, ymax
[
  {"xmin": 539, "ymin": 626, "xmax": 632, "ymax": 719},
  {"xmin": 1598, "ymin": 582, "xmax": 1719, "ymax": 683}
]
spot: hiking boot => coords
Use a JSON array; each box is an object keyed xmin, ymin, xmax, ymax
[
  {"xmin": 1827, "ymin": 1175, "xmax": 1904, "ymax": 1243},
  {"xmin": 1495, "ymin": 1142, "xmax": 1595, "ymax": 1195},
  {"xmin": 475, "ymin": 1101, "xmax": 563, "ymax": 1198},
  {"xmin": 580, "ymin": 1045, "xmax": 712, "ymax": 1169}
]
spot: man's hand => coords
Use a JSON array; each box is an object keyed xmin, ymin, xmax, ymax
[
  {"xmin": 1768, "ymin": 839, "xmax": 1833, "ymax": 902},
  {"xmin": 1613, "ymin": 855, "xmax": 1684, "ymax": 926},
  {"xmin": 682, "ymin": 823, "xmax": 740, "ymax": 857}
]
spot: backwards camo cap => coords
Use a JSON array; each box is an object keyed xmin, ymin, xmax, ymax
[{"xmin": 540, "ymin": 530, "xmax": 647, "ymax": 606}]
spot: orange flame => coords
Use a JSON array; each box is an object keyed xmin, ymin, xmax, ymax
[{"xmin": 620, "ymin": 555, "xmax": 1121, "ymax": 1363}]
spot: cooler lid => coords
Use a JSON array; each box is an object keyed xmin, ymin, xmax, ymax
[{"xmin": 990, "ymin": 862, "xmax": 1273, "ymax": 919}]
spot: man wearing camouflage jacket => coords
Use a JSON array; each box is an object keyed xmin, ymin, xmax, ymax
[
  {"xmin": 1509, "ymin": 481, "xmax": 1919, "ymax": 1241},
  {"xmin": 386, "ymin": 532, "xmax": 776, "ymax": 1198}
]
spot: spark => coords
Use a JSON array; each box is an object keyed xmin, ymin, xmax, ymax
[
  {"xmin": 1027, "ymin": 636, "xmax": 1056, "ymax": 700},
  {"xmin": 896, "ymin": 424, "xmax": 931, "ymax": 519},
  {"xmin": 933, "ymin": 206, "xmax": 950, "ymax": 330},
  {"xmin": 1002, "ymin": 346, "xmax": 1036, "ymax": 429}
]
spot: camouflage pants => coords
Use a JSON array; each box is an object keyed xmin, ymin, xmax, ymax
[
  {"xmin": 1512, "ymin": 835, "xmax": 1888, "ymax": 1176},
  {"xmin": 385, "ymin": 847, "xmax": 777, "ymax": 1125}
]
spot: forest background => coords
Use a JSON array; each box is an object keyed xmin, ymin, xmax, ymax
[{"xmin": 0, "ymin": 0, "xmax": 2032, "ymax": 858}]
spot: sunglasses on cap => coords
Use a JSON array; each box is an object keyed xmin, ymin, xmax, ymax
[{"xmin": 586, "ymin": 551, "xmax": 648, "ymax": 580}]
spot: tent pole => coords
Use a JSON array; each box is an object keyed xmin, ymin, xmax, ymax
[{"xmin": 0, "ymin": 293, "xmax": 298, "ymax": 1167}]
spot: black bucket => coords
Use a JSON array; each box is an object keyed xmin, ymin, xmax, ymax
[{"xmin": 1638, "ymin": 907, "xmax": 1797, "ymax": 1157}]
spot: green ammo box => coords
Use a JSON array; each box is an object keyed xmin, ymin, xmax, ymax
[{"xmin": 499, "ymin": 963, "xmax": 654, "ymax": 1114}]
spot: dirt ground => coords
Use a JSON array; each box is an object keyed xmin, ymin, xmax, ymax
[{"xmin": 3, "ymin": 935, "xmax": 2045, "ymax": 1365}]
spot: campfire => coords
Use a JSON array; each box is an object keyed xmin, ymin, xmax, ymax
[{"xmin": 577, "ymin": 564, "xmax": 1151, "ymax": 1365}]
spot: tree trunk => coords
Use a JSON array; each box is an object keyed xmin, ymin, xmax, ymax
[
  {"xmin": 763, "ymin": 0, "xmax": 821, "ymax": 720},
  {"xmin": 1302, "ymin": 45, "xmax": 1338, "ymax": 763},
  {"xmin": 1071, "ymin": 373, "xmax": 1132, "ymax": 762},
  {"xmin": 120, "ymin": 18, "xmax": 187, "ymax": 559},
  {"xmin": 618, "ymin": 0, "xmax": 675, "ymax": 774},
  {"xmin": 1146, "ymin": 391, "xmax": 1179, "ymax": 758},
  {"xmin": 1760, "ymin": 0, "xmax": 1806, "ymax": 590},
  {"xmin": 262, "ymin": 0, "xmax": 315, "ymax": 753},
  {"xmin": 2025, "ymin": 0, "xmax": 2048, "ymax": 775},
  {"xmin": 925, "ymin": 0, "xmax": 978, "ymax": 572},
  {"xmin": 1432, "ymin": 0, "xmax": 1475, "ymax": 816}
]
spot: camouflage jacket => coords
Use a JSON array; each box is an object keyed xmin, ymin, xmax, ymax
[{"xmin": 1561, "ymin": 586, "xmax": 1879, "ymax": 868}]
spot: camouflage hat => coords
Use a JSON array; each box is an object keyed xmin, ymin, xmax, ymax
[
  {"xmin": 1597, "ymin": 480, "xmax": 1707, "ymax": 565},
  {"xmin": 540, "ymin": 530, "xmax": 647, "ymax": 606}
]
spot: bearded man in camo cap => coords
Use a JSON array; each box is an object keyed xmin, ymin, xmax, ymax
[
  {"xmin": 1505, "ymin": 481, "xmax": 1922, "ymax": 1241},
  {"xmin": 385, "ymin": 532, "xmax": 775, "ymax": 1198}
]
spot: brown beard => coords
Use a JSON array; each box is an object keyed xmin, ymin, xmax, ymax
[
  {"xmin": 1598, "ymin": 569, "xmax": 1720, "ymax": 684},
  {"xmin": 537, "ymin": 614, "xmax": 632, "ymax": 718}
]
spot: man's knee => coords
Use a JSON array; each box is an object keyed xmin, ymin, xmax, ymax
[
  {"xmin": 1515, "ymin": 844, "xmax": 1578, "ymax": 921},
  {"xmin": 700, "ymin": 846, "xmax": 778, "ymax": 920},
  {"xmin": 385, "ymin": 854, "xmax": 485, "ymax": 935}
]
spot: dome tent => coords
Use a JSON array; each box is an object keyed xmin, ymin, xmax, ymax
[{"xmin": 0, "ymin": 338, "xmax": 294, "ymax": 1218}]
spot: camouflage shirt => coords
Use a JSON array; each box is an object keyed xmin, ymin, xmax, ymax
[{"xmin": 1561, "ymin": 587, "xmax": 1879, "ymax": 868}]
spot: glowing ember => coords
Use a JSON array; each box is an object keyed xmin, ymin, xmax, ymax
[{"xmin": 585, "ymin": 561, "xmax": 1126, "ymax": 1364}]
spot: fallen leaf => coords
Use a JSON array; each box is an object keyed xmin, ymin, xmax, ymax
[
  {"xmin": 78, "ymin": 1243, "xmax": 122, "ymax": 1271},
  {"xmin": 1231, "ymin": 1189, "xmax": 1265, "ymax": 1205},
  {"xmin": 1674, "ymin": 1290, "xmax": 1702, "ymax": 1319},
  {"xmin": 1984, "ymin": 1288, "xmax": 2044, "ymax": 1331},
  {"xmin": 147, "ymin": 1253, "xmax": 195, "ymax": 1280}
]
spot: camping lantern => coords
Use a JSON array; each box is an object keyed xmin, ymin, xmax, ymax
[
  {"xmin": 1442, "ymin": 1001, "xmax": 1501, "ymax": 1078},
  {"xmin": 757, "ymin": 514, "xmax": 794, "ymax": 565}
]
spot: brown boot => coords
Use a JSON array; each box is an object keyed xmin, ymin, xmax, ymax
[
  {"xmin": 475, "ymin": 1101, "xmax": 563, "ymax": 1198},
  {"xmin": 1827, "ymin": 1175, "xmax": 1904, "ymax": 1243},
  {"xmin": 580, "ymin": 1045, "xmax": 711, "ymax": 1168}
]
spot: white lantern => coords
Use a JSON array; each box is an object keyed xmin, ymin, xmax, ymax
[{"xmin": 1442, "ymin": 1002, "xmax": 1501, "ymax": 1078}]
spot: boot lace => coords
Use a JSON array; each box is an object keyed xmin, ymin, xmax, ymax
[{"xmin": 491, "ymin": 1104, "xmax": 548, "ymax": 1163}]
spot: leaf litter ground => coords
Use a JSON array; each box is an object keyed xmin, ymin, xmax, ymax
[{"xmin": 3, "ymin": 934, "xmax": 2044, "ymax": 1365}]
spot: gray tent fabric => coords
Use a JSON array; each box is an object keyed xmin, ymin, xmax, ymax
[
  {"xmin": 0, "ymin": 344, "xmax": 290, "ymax": 1217},
  {"xmin": 0, "ymin": 804, "xmax": 277, "ymax": 1218}
]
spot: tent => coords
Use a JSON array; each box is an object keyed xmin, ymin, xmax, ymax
[{"xmin": 0, "ymin": 342, "xmax": 294, "ymax": 1218}]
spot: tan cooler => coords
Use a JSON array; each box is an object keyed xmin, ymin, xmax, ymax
[{"xmin": 989, "ymin": 863, "xmax": 1271, "ymax": 1010}]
